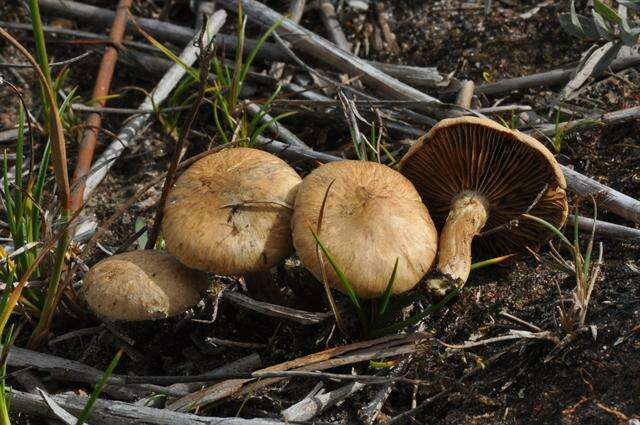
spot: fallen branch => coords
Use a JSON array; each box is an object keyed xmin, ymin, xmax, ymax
[
  {"xmin": 560, "ymin": 165, "xmax": 640, "ymax": 224},
  {"xmin": 319, "ymin": 0, "xmax": 351, "ymax": 52},
  {"xmin": 476, "ymin": 55, "xmax": 640, "ymax": 96},
  {"xmin": 566, "ymin": 215, "xmax": 640, "ymax": 242},
  {"xmin": 217, "ymin": 0, "xmax": 440, "ymax": 103},
  {"xmin": 529, "ymin": 105, "xmax": 640, "ymax": 137},
  {"xmin": 37, "ymin": 0, "xmax": 449, "ymax": 89},
  {"xmin": 268, "ymin": 0, "xmax": 305, "ymax": 79},
  {"xmin": 220, "ymin": 289, "xmax": 334, "ymax": 324},
  {"xmin": 81, "ymin": 10, "xmax": 227, "ymax": 202},
  {"xmin": 9, "ymin": 389, "xmax": 286, "ymax": 425},
  {"xmin": 281, "ymin": 381, "xmax": 365, "ymax": 422},
  {"xmin": 168, "ymin": 332, "xmax": 430, "ymax": 412}
]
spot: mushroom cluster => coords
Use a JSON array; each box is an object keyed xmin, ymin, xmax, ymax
[
  {"xmin": 83, "ymin": 117, "xmax": 568, "ymax": 321},
  {"xmin": 82, "ymin": 147, "xmax": 301, "ymax": 321}
]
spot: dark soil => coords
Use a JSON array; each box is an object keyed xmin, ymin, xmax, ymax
[{"xmin": 1, "ymin": 0, "xmax": 639, "ymax": 424}]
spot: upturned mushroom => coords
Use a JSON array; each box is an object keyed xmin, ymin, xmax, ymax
[
  {"xmin": 82, "ymin": 250, "xmax": 209, "ymax": 321},
  {"xmin": 291, "ymin": 160, "xmax": 438, "ymax": 299},
  {"xmin": 400, "ymin": 116, "xmax": 568, "ymax": 284},
  {"xmin": 162, "ymin": 148, "xmax": 302, "ymax": 293}
]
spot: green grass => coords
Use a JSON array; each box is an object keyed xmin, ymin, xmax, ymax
[
  {"xmin": 75, "ymin": 348, "xmax": 123, "ymax": 425},
  {"xmin": 142, "ymin": 4, "xmax": 289, "ymax": 148},
  {"xmin": 524, "ymin": 200, "xmax": 603, "ymax": 332}
]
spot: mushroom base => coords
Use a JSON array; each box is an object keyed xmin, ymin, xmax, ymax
[{"xmin": 437, "ymin": 193, "xmax": 489, "ymax": 283}]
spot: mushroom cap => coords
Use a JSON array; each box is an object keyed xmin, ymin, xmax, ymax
[
  {"xmin": 291, "ymin": 160, "xmax": 438, "ymax": 299},
  {"xmin": 162, "ymin": 148, "xmax": 302, "ymax": 275},
  {"xmin": 400, "ymin": 116, "xmax": 568, "ymax": 259},
  {"xmin": 82, "ymin": 250, "xmax": 209, "ymax": 321}
]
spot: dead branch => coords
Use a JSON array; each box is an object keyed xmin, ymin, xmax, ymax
[
  {"xmin": 220, "ymin": 290, "xmax": 334, "ymax": 325},
  {"xmin": 477, "ymin": 55, "xmax": 640, "ymax": 96},
  {"xmin": 319, "ymin": 0, "xmax": 351, "ymax": 52},
  {"xmin": 566, "ymin": 215, "xmax": 640, "ymax": 242},
  {"xmin": 37, "ymin": 0, "xmax": 449, "ymax": 89},
  {"xmin": 281, "ymin": 381, "xmax": 365, "ymax": 422},
  {"xmin": 217, "ymin": 0, "xmax": 441, "ymax": 103},
  {"xmin": 168, "ymin": 332, "xmax": 431, "ymax": 412},
  {"xmin": 9, "ymin": 389, "xmax": 286, "ymax": 425}
]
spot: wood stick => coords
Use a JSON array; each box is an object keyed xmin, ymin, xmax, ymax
[
  {"xmin": 319, "ymin": 0, "xmax": 351, "ymax": 52},
  {"xmin": 220, "ymin": 289, "xmax": 333, "ymax": 324},
  {"xmin": 561, "ymin": 165, "xmax": 640, "ymax": 224},
  {"xmin": 281, "ymin": 381, "xmax": 365, "ymax": 421},
  {"xmin": 37, "ymin": 0, "xmax": 449, "ymax": 89},
  {"xmin": 134, "ymin": 353, "xmax": 261, "ymax": 406},
  {"xmin": 567, "ymin": 215, "xmax": 640, "ymax": 242},
  {"xmin": 5, "ymin": 344, "xmax": 169, "ymax": 398},
  {"xmin": 167, "ymin": 332, "xmax": 429, "ymax": 412},
  {"xmin": 268, "ymin": 0, "xmax": 305, "ymax": 79},
  {"xmin": 529, "ymin": 105, "xmax": 640, "ymax": 137},
  {"xmin": 477, "ymin": 55, "xmax": 640, "ymax": 96},
  {"xmin": 359, "ymin": 359, "xmax": 410, "ymax": 424},
  {"xmin": 374, "ymin": 2, "xmax": 400, "ymax": 54},
  {"xmin": 70, "ymin": 0, "xmax": 132, "ymax": 213},
  {"xmin": 455, "ymin": 80, "xmax": 475, "ymax": 109},
  {"xmin": 8, "ymin": 389, "xmax": 286, "ymax": 425},
  {"xmin": 217, "ymin": 0, "xmax": 440, "ymax": 103},
  {"xmin": 81, "ymin": 11, "xmax": 227, "ymax": 202},
  {"xmin": 38, "ymin": 0, "xmax": 277, "ymax": 60}
]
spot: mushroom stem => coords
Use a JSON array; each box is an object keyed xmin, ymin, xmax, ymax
[{"xmin": 437, "ymin": 193, "xmax": 489, "ymax": 283}]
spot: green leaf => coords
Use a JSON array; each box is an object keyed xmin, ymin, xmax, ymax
[
  {"xmin": 132, "ymin": 19, "xmax": 199, "ymax": 81},
  {"xmin": 308, "ymin": 225, "xmax": 367, "ymax": 330},
  {"xmin": 76, "ymin": 348, "xmax": 123, "ymax": 425},
  {"xmin": 377, "ymin": 257, "xmax": 399, "ymax": 318},
  {"xmin": 593, "ymin": 0, "xmax": 622, "ymax": 24},
  {"xmin": 469, "ymin": 254, "xmax": 515, "ymax": 271},
  {"xmin": 523, "ymin": 213, "xmax": 574, "ymax": 252}
]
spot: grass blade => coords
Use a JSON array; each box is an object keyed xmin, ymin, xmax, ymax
[
  {"xmin": 308, "ymin": 226, "xmax": 367, "ymax": 333},
  {"xmin": 75, "ymin": 348, "xmax": 123, "ymax": 425},
  {"xmin": 377, "ymin": 257, "xmax": 399, "ymax": 318}
]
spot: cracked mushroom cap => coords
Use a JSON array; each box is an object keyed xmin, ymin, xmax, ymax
[
  {"xmin": 162, "ymin": 148, "xmax": 302, "ymax": 275},
  {"xmin": 400, "ymin": 116, "xmax": 568, "ymax": 259},
  {"xmin": 291, "ymin": 160, "xmax": 438, "ymax": 299},
  {"xmin": 82, "ymin": 250, "xmax": 209, "ymax": 321}
]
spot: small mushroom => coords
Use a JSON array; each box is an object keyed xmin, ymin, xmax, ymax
[
  {"xmin": 400, "ymin": 116, "xmax": 568, "ymax": 284},
  {"xmin": 291, "ymin": 160, "xmax": 438, "ymax": 299},
  {"xmin": 162, "ymin": 148, "xmax": 301, "ymax": 294},
  {"xmin": 82, "ymin": 250, "xmax": 209, "ymax": 321}
]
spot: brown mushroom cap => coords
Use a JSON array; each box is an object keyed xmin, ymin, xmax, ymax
[
  {"xmin": 400, "ymin": 116, "xmax": 568, "ymax": 259},
  {"xmin": 82, "ymin": 250, "xmax": 209, "ymax": 321},
  {"xmin": 162, "ymin": 148, "xmax": 302, "ymax": 275},
  {"xmin": 291, "ymin": 160, "xmax": 438, "ymax": 299}
]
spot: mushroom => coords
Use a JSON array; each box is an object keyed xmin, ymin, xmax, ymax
[
  {"xmin": 162, "ymin": 148, "xmax": 301, "ymax": 295},
  {"xmin": 400, "ymin": 116, "xmax": 568, "ymax": 284},
  {"xmin": 291, "ymin": 160, "xmax": 438, "ymax": 299},
  {"xmin": 82, "ymin": 250, "xmax": 209, "ymax": 321}
]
